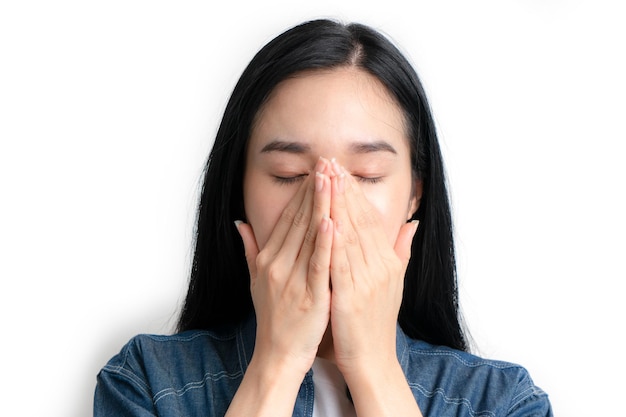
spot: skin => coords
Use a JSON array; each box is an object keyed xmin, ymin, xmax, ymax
[{"xmin": 228, "ymin": 67, "xmax": 424, "ymax": 416}]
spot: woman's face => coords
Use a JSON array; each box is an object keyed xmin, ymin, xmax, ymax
[{"xmin": 244, "ymin": 67, "xmax": 420, "ymax": 250}]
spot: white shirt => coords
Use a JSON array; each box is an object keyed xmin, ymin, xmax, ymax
[{"xmin": 312, "ymin": 357, "xmax": 357, "ymax": 417}]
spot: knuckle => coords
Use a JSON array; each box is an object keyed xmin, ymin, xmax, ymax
[
  {"xmin": 255, "ymin": 250, "xmax": 272, "ymax": 269},
  {"xmin": 360, "ymin": 282, "xmax": 375, "ymax": 298},
  {"xmin": 266, "ymin": 263, "xmax": 284, "ymax": 284},
  {"xmin": 303, "ymin": 226, "xmax": 317, "ymax": 246},
  {"xmin": 279, "ymin": 205, "xmax": 298, "ymax": 225},
  {"xmin": 334, "ymin": 260, "xmax": 350, "ymax": 275},
  {"xmin": 298, "ymin": 293, "xmax": 315, "ymax": 311},
  {"xmin": 344, "ymin": 229, "xmax": 359, "ymax": 245},
  {"xmin": 292, "ymin": 207, "xmax": 309, "ymax": 228},
  {"xmin": 309, "ymin": 257, "xmax": 327, "ymax": 275},
  {"xmin": 355, "ymin": 207, "xmax": 377, "ymax": 229}
]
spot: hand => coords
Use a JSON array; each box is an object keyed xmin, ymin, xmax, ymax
[
  {"xmin": 328, "ymin": 161, "xmax": 419, "ymax": 377},
  {"xmin": 236, "ymin": 157, "xmax": 334, "ymax": 375}
]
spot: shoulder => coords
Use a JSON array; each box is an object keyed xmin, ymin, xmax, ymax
[
  {"xmin": 100, "ymin": 324, "xmax": 251, "ymax": 386},
  {"xmin": 95, "ymin": 323, "xmax": 254, "ymax": 416},
  {"xmin": 400, "ymin": 338, "xmax": 552, "ymax": 416},
  {"xmin": 107, "ymin": 328, "xmax": 241, "ymax": 367}
]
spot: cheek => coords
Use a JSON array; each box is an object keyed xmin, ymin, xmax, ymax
[
  {"xmin": 363, "ymin": 187, "xmax": 410, "ymax": 245},
  {"xmin": 244, "ymin": 183, "xmax": 295, "ymax": 250}
]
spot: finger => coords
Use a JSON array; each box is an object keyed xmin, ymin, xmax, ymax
[
  {"xmin": 394, "ymin": 220, "xmax": 419, "ymax": 269},
  {"xmin": 330, "ymin": 168, "xmax": 366, "ymax": 270},
  {"xmin": 321, "ymin": 157, "xmax": 335, "ymax": 178},
  {"xmin": 235, "ymin": 220, "xmax": 259, "ymax": 281},
  {"xmin": 342, "ymin": 169, "xmax": 390, "ymax": 260},
  {"xmin": 330, "ymin": 215, "xmax": 353, "ymax": 292},
  {"xmin": 307, "ymin": 215, "xmax": 333, "ymax": 298},
  {"xmin": 296, "ymin": 170, "xmax": 331, "ymax": 267},
  {"xmin": 262, "ymin": 170, "xmax": 313, "ymax": 259},
  {"xmin": 280, "ymin": 158, "xmax": 328, "ymax": 262}
]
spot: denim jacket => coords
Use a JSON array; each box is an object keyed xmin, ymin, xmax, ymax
[{"xmin": 94, "ymin": 314, "xmax": 552, "ymax": 416}]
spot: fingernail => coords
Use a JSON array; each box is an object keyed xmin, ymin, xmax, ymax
[
  {"xmin": 315, "ymin": 156, "xmax": 326, "ymax": 173},
  {"xmin": 337, "ymin": 172, "xmax": 345, "ymax": 194},
  {"xmin": 320, "ymin": 215, "xmax": 330, "ymax": 233},
  {"xmin": 315, "ymin": 171, "xmax": 324, "ymax": 192},
  {"xmin": 331, "ymin": 158, "xmax": 341, "ymax": 176},
  {"xmin": 335, "ymin": 219, "xmax": 343, "ymax": 234},
  {"xmin": 234, "ymin": 220, "xmax": 243, "ymax": 230},
  {"xmin": 411, "ymin": 219, "xmax": 420, "ymax": 233},
  {"xmin": 321, "ymin": 157, "xmax": 334, "ymax": 177}
]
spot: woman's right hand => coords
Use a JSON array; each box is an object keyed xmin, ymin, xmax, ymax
[{"xmin": 235, "ymin": 157, "xmax": 333, "ymax": 377}]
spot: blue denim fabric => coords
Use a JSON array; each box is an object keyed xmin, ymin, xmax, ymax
[{"xmin": 94, "ymin": 314, "xmax": 552, "ymax": 416}]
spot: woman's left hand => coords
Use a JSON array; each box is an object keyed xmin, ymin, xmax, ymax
[{"xmin": 328, "ymin": 161, "xmax": 418, "ymax": 381}]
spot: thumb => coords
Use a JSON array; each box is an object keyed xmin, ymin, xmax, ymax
[
  {"xmin": 394, "ymin": 220, "xmax": 419, "ymax": 268},
  {"xmin": 235, "ymin": 220, "xmax": 259, "ymax": 281}
]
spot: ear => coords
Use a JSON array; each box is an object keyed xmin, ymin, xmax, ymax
[{"xmin": 407, "ymin": 179, "xmax": 423, "ymax": 220}]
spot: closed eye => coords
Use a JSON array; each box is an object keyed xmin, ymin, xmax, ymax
[
  {"xmin": 354, "ymin": 176, "xmax": 383, "ymax": 184},
  {"xmin": 273, "ymin": 174, "xmax": 307, "ymax": 185}
]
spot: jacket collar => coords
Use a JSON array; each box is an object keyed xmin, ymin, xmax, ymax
[{"xmin": 237, "ymin": 312, "xmax": 412, "ymax": 375}]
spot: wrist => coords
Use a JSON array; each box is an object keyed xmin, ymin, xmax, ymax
[
  {"xmin": 339, "ymin": 352, "xmax": 400, "ymax": 386},
  {"xmin": 226, "ymin": 352, "xmax": 310, "ymax": 417},
  {"xmin": 341, "ymin": 358, "xmax": 421, "ymax": 416},
  {"xmin": 335, "ymin": 335, "xmax": 398, "ymax": 381},
  {"xmin": 248, "ymin": 346, "xmax": 313, "ymax": 385}
]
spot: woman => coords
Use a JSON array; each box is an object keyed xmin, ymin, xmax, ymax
[{"xmin": 95, "ymin": 19, "xmax": 552, "ymax": 416}]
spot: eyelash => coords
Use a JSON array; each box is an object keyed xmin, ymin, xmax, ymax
[
  {"xmin": 273, "ymin": 175, "xmax": 306, "ymax": 185},
  {"xmin": 273, "ymin": 175, "xmax": 382, "ymax": 185},
  {"xmin": 356, "ymin": 176, "xmax": 383, "ymax": 184}
]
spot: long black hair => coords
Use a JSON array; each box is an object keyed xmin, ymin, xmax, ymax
[{"xmin": 177, "ymin": 19, "xmax": 468, "ymax": 351}]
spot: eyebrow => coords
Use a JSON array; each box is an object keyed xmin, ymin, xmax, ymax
[
  {"xmin": 259, "ymin": 139, "xmax": 397, "ymax": 155},
  {"xmin": 260, "ymin": 140, "xmax": 311, "ymax": 154},
  {"xmin": 349, "ymin": 140, "xmax": 397, "ymax": 155}
]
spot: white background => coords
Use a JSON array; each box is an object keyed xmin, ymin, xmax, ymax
[{"xmin": 1, "ymin": 1, "xmax": 624, "ymax": 416}]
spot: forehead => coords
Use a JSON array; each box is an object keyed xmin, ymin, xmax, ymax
[{"xmin": 248, "ymin": 67, "xmax": 409, "ymax": 157}]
